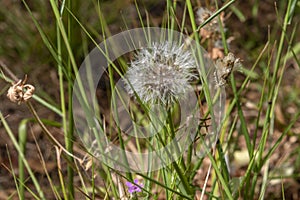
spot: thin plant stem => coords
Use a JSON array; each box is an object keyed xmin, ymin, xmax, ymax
[
  {"xmin": 0, "ymin": 113, "xmax": 46, "ymax": 200},
  {"xmin": 56, "ymin": 0, "xmax": 70, "ymax": 198},
  {"xmin": 18, "ymin": 119, "xmax": 30, "ymax": 200},
  {"xmin": 55, "ymin": 147, "xmax": 68, "ymax": 200},
  {"xmin": 67, "ymin": 0, "xmax": 75, "ymax": 197}
]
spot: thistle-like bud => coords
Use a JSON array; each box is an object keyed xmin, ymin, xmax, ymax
[
  {"xmin": 197, "ymin": 7, "xmax": 220, "ymax": 34},
  {"xmin": 214, "ymin": 52, "xmax": 242, "ymax": 87}
]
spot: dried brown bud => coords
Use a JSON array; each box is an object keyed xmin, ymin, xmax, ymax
[{"xmin": 7, "ymin": 75, "xmax": 35, "ymax": 104}]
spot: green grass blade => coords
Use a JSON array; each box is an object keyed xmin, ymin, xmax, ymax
[{"xmin": 0, "ymin": 112, "xmax": 46, "ymax": 200}]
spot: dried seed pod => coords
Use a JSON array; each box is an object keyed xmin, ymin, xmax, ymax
[
  {"xmin": 214, "ymin": 52, "xmax": 242, "ymax": 87},
  {"xmin": 7, "ymin": 75, "xmax": 35, "ymax": 104},
  {"xmin": 196, "ymin": 7, "xmax": 225, "ymax": 40}
]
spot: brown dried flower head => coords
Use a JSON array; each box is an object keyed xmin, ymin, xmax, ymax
[
  {"xmin": 214, "ymin": 52, "xmax": 242, "ymax": 87},
  {"xmin": 7, "ymin": 75, "xmax": 35, "ymax": 104},
  {"xmin": 196, "ymin": 7, "xmax": 225, "ymax": 40}
]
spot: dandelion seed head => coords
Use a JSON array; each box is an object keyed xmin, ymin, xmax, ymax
[{"xmin": 124, "ymin": 42, "xmax": 197, "ymax": 105}]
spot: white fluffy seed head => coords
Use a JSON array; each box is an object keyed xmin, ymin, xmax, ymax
[{"xmin": 124, "ymin": 42, "xmax": 197, "ymax": 105}]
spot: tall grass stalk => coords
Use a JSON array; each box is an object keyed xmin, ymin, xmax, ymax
[
  {"xmin": 67, "ymin": 0, "xmax": 75, "ymax": 197},
  {"xmin": 7, "ymin": 146, "xmax": 21, "ymax": 200},
  {"xmin": 0, "ymin": 112, "xmax": 46, "ymax": 199},
  {"xmin": 18, "ymin": 119, "xmax": 30, "ymax": 200},
  {"xmin": 54, "ymin": 0, "xmax": 75, "ymax": 197},
  {"xmin": 186, "ymin": 0, "xmax": 234, "ymax": 199}
]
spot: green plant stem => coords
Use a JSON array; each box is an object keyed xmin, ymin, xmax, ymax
[
  {"xmin": 67, "ymin": 0, "xmax": 74, "ymax": 198},
  {"xmin": 269, "ymin": 0, "xmax": 292, "ymax": 112},
  {"xmin": 18, "ymin": 119, "xmax": 30, "ymax": 200},
  {"xmin": 55, "ymin": 147, "xmax": 68, "ymax": 200},
  {"xmin": 258, "ymin": 0, "xmax": 293, "ymax": 168},
  {"xmin": 56, "ymin": 0, "xmax": 68, "ymax": 198},
  {"xmin": 167, "ymin": 109, "xmax": 186, "ymax": 172},
  {"xmin": 0, "ymin": 112, "xmax": 46, "ymax": 200}
]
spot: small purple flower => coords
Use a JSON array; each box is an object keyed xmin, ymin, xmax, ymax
[{"xmin": 125, "ymin": 179, "xmax": 143, "ymax": 194}]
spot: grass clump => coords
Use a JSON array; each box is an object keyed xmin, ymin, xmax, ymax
[{"xmin": 0, "ymin": 0, "xmax": 299, "ymax": 199}]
